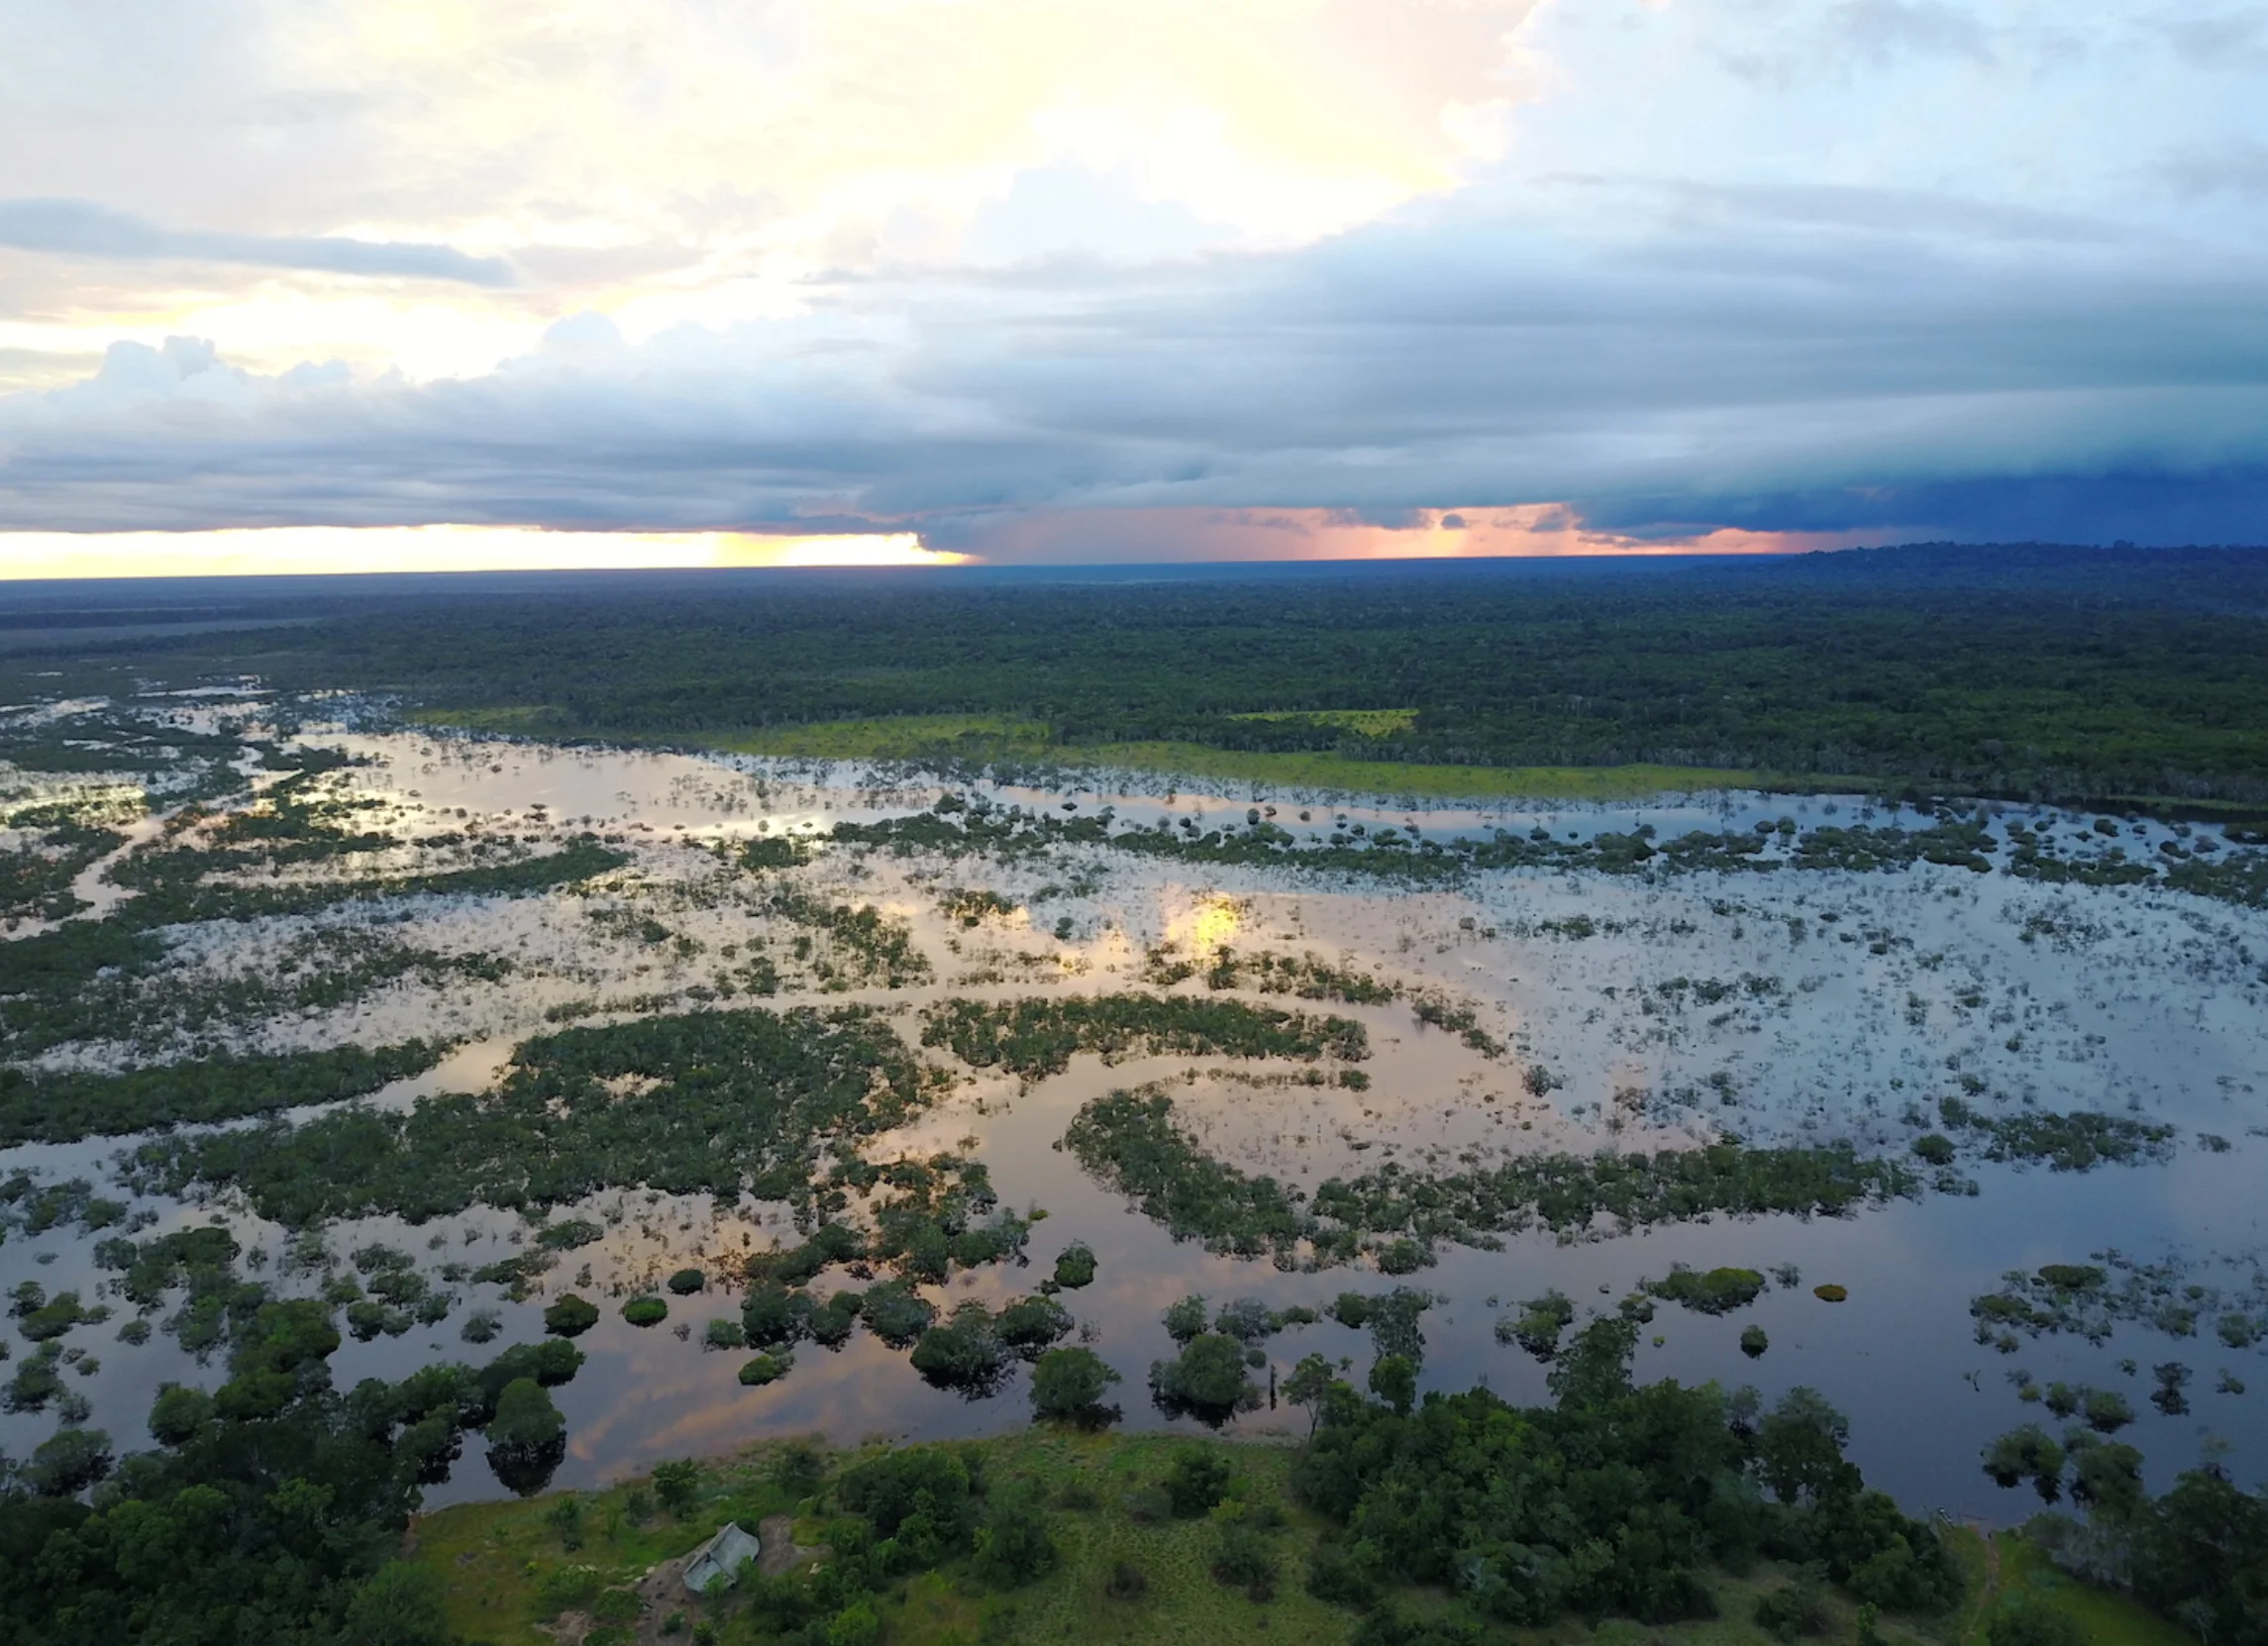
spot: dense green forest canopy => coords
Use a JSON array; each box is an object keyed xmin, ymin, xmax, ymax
[{"xmin": 6, "ymin": 546, "xmax": 2268, "ymax": 802}]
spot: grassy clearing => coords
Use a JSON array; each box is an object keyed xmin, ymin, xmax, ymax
[
  {"xmin": 1077, "ymin": 743, "xmax": 1768, "ymax": 801},
  {"xmin": 408, "ymin": 705, "xmax": 565, "ymax": 735},
  {"xmin": 408, "ymin": 1456, "xmax": 799, "ymax": 1645},
  {"xmin": 1951, "ymin": 1529, "xmax": 2195, "ymax": 1646},
  {"xmin": 719, "ymin": 715, "xmax": 1058, "ymax": 761},
  {"xmin": 410, "ymin": 707, "xmax": 1794, "ymax": 800},
  {"xmin": 1224, "ymin": 709, "xmax": 1420, "ymax": 737}
]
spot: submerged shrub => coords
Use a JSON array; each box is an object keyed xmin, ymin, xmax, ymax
[
  {"xmin": 860, "ymin": 1283, "xmax": 936, "ymax": 1350},
  {"xmin": 740, "ymin": 1283, "xmax": 811, "ymax": 1347},
  {"xmin": 1052, "ymin": 1242, "xmax": 1097, "ymax": 1288},
  {"xmin": 1163, "ymin": 1294, "xmax": 1209, "ymax": 1343},
  {"xmin": 2083, "ymin": 1388, "xmax": 2133, "ymax": 1432},
  {"xmin": 544, "ymin": 1295, "xmax": 600, "ymax": 1337},
  {"xmin": 1500, "ymin": 1290, "xmax": 1575, "ymax": 1360},
  {"xmin": 994, "ymin": 1294, "xmax": 1074, "ymax": 1357},
  {"xmin": 1646, "ymin": 1266, "xmax": 1767, "ymax": 1315},
  {"xmin": 739, "ymin": 1352, "xmax": 793, "ymax": 1387},
  {"xmin": 804, "ymin": 1290, "xmax": 862, "ymax": 1349},
  {"xmin": 1982, "ymin": 1424, "xmax": 2065, "ymax": 1499},
  {"xmin": 1151, "ymin": 1335, "xmax": 1257, "ymax": 1421},
  {"xmin": 909, "ymin": 1302, "xmax": 1010, "ymax": 1393},
  {"xmin": 1030, "ymin": 1347, "xmax": 1121, "ymax": 1423}
]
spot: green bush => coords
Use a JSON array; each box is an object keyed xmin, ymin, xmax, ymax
[
  {"xmin": 1307, "ymin": 1541, "xmax": 1382, "ymax": 1607},
  {"xmin": 148, "ymin": 1384, "xmax": 213, "ymax": 1446},
  {"xmin": 622, "ymin": 1296, "xmax": 669, "ymax": 1327},
  {"xmin": 1368, "ymin": 1354, "xmax": 1417, "ymax": 1414},
  {"xmin": 23, "ymin": 1427, "xmax": 113, "ymax": 1496},
  {"xmin": 1030, "ymin": 1347, "xmax": 1121, "ymax": 1422},
  {"xmin": 994, "ymin": 1294, "xmax": 1073, "ymax": 1356},
  {"xmin": 2083, "ymin": 1388, "xmax": 2133, "ymax": 1432},
  {"xmin": 1163, "ymin": 1447, "xmax": 1233, "ymax": 1517},
  {"xmin": 1212, "ymin": 1520, "xmax": 1279, "ymax": 1597},
  {"xmin": 652, "ymin": 1459, "xmax": 702, "ymax": 1517},
  {"xmin": 667, "ymin": 1268, "xmax": 705, "ymax": 1295},
  {"xmin": 1499, "ymin": 1290, "xmax": 1575, "ymax": 1359},
  {"xmin": 860, "ymin": 1283, "xmax": 936, "ymax": 1349},
  {"xmin": 740, "ymin": 1282, "xmax": 810, "ymax": 1347},
  {"xmin": 1982, "ymin": 1424, "xmax": 2065, "ymax": 1499},
  {"xmin": 823, "ymin": 1600, "xmax": 878, "ymax": 1646},
  {"xmin": 1755, "ymin": 1569, "xmax": 1829, "ymax": 1641},
  {"xmin": 1646, "ymin": 1265, "xmax": 1768, "ymax": 1315},
  {"xmin": 909, "ymin": 1303, "xmax": 1008, "ymax": 1392},
  {"xmin": 543, "ymin": 1295, "xmax": 600, "ymax": 1337},
  {"xmin": 805, "ymin": 1291, "xmax": 862, "ymax": 1348},
  {"xmin": 1163, "ymin": 1294, "xmax": 1209, "ymax": 1342},
  {"xmin": 537, "ymin": 1565, "xmax": 606, "ymax": 1612},
  {"xmin": 972, "ymin": 1487, "xmax": 1057, "ymax": 1587},
  {"xmin": 1984, "ymin": 1601, "xmax": 2086, "ymax": 1646},
  {"xmin": 739, "ymin": 1352, "xmax": 792, "ymax": 1387},
  {"xmin": 1151, "ymin": 1334, "xmax": 1257, "ymax": 1419}
]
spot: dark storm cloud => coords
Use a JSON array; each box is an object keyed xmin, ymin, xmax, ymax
[{"xmin": 0, "ymin": 198, "xmax": 515, "ymax": 286}]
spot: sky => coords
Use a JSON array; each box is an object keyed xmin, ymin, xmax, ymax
[{"xmin": 2, "ymin": 0, "xmax": 2266, "ymax": 575}]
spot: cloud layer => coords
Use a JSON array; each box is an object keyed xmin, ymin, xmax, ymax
[
  {"xmin": 0, "ymin": 199, "xmax": 513, "ymax": 285},
  {"xmin": 2, "ymin": 0, "xmax": 2265, "ymax": 555}
]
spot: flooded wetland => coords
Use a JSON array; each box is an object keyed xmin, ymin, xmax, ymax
[{"xmin": 6, "ymin": 689, "xmax": 2265, "ymax": 1539}]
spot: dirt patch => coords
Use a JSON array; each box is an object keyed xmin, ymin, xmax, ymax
[
  {"xmin": 630, "ymin": 1555, "xmax": 697, "ymax": 1646},
  {"xmin": 757, "ymin": 1512, "xmax": 825, "ymax": 1578}
]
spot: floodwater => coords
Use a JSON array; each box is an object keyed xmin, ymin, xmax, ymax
[{"xmin": 3, "ymin": 716, "xmax": 2265, "ymax": 1526}]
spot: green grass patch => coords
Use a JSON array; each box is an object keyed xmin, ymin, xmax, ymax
[
  {"xmin": 1224, "ymin": 709, "xmax": 1419, "ymax": 737},
  {"xmin": 1956, "ymin": 1531, "xmax": 2194, "ymax": 1646},
  {"xmin": 547, "ymin": 710, "xmax": 1773, "ymax": 802},
  {"xmin": 407, "ymin": 1454, "xmax": 799, "ymax": 1646},
  {"xmin": 1074, "ymin": 744, "xmax": 1767, "ymax": 801},
  {"xmin": 407, "ymin": 705, "xmax": 569, "ymax": 736},
  {"xmin": 716, "ymin": 714, "xmax": 1056, "ymax": 761}
]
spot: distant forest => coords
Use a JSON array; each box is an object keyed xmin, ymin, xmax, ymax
[{"xmin": 5, "ymin": 544, "xmax": 2267, "ymax": 806}]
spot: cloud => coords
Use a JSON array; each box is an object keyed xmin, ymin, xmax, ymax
[
  {"xmin": 8, "ymin": 193, "xmax": 2267, "ymax": 548},
  {"xmin": 0, "ymin": 198, "xmax": 515, "ymax": 285},
  {"xmin": 1831, "ymin": 1, "xmax": 1995, "ymax": 68},
  {"xmin": 2, "ymin": 0, "xmax": 2266, "ymax": 551},
  {"xmin": 2158, "ymin": 9, "xmax": 2268, "ymax": 68}
]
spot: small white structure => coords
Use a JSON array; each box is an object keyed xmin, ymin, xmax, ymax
[{"xmin": 681, "ymin": 1521, "xmax": 763, "ymax": 1597}]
